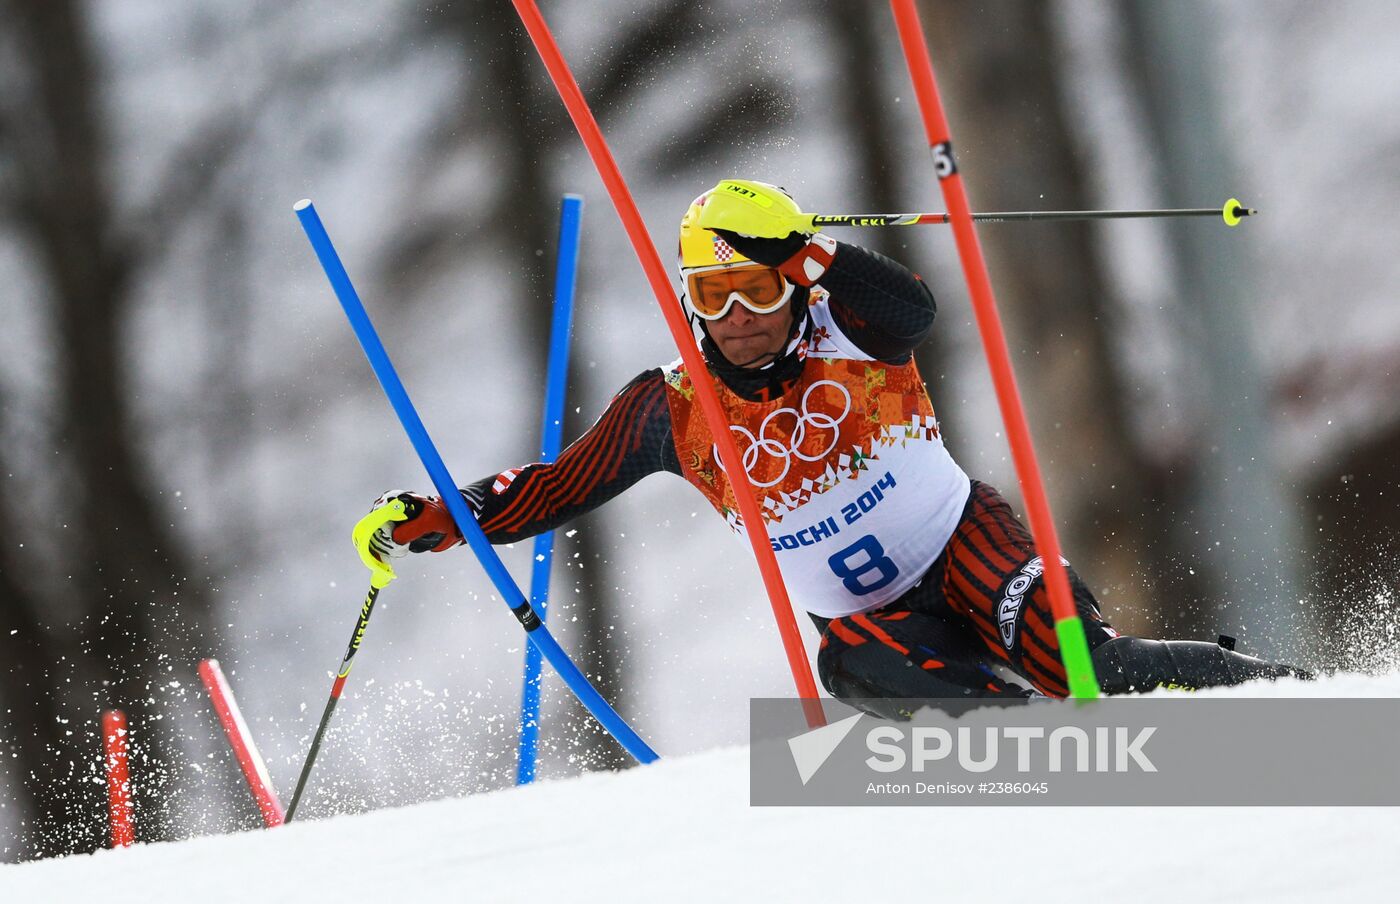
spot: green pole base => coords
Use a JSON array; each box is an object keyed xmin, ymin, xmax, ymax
[{"xmin": 1054, "ymin": 616, "xmax": 1101, "ymax": 700}]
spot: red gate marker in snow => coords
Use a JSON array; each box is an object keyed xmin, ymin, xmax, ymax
[
  {"xmin": 102, "ymin": 709, "xmax": 135, "ymax": 848},
  {"xmin": 199, "ymin": 659, "xmax": 285, "ymax": 827}
]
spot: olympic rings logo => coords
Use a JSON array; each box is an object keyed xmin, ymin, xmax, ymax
[{"xmin": 715, "ymin": 380, "xmax": 852, "ymax": 488}]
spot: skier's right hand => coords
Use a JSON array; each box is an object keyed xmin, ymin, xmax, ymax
[{"xmin": 363, "ymin": 490, "xmax": 463, "ymax": 562}]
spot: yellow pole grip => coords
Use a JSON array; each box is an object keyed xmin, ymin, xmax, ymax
[{"xmin": 351, "ymin": 497, "xmax": 410, "ymax": 589}]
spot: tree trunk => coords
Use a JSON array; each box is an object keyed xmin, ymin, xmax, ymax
[
  {"xmin": 1304, "ymin": 422, "xmax": 1400, "ymax": 669},
  {"xmin": 0, "ymin": 556, "xmax": 105, "ymax": 859},
  {"xmin": 915, "ymin": 0, "xmax": 1186, "ymax": 634},
  {"xmin": 1117, "ymin": 0, "xmax": 1306, "ymax": 652},
  {"xmin": 460, "ymin": 3, "xmax": 632, "ymax": 775},
  {"xmin": 4, "ymin": 0, "xmax": 216, "ymax": 851},
  {"xmin": 829, "ymin": 2, "xmax": 960, "ymax": 446}
]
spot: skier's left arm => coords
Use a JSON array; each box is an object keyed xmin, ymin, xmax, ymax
[
  {"xmin": 807, "ymin": 240, "xmax": 936, "ymax": 361},
  {"xmin": 711, "ymin": 232, "xmax": 936, "ymax": 363}
]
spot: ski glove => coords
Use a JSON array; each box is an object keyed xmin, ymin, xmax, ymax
[
  {"xmin": 694, "ymin": 179, "xmax": 838, "ymax": 287},
  {"xmin": 711, "ymin": 227, "xmax": 838, "ymax": 288},
  {"xmin": 364, "ymin": 490, "xmax": 462, "ymax": 561}
]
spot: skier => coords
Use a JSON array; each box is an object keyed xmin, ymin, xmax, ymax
[{"xmin": 361, "ymin": 179, "xmax": 1308, "ymax": 718}]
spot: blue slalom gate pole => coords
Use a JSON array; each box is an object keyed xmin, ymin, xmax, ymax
[
  {"xmin": 516, "ymin": 194, "xmax": 583, "ymax": 785},
  {"xmin": 294, "ymin": 199, "xmax": 658, "ymax": 767}
]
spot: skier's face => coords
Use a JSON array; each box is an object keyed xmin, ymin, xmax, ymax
[{"xmin": 707, "ymin": 297, "xmax": 793, "ymax": 368}]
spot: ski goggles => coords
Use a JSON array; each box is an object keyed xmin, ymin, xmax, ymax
[{"xmin": 683, "ymin": 262, "xmax": 796, "ymax": 321}]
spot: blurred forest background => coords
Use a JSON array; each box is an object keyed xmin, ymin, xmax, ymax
[{"xmin": 2, "ymin": 0, "xmax": 1398, "ymax": 861}]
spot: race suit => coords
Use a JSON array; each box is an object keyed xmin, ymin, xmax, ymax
[{"xmin": 462, "ymin": 240, "xmax": 1116, "ymax": 701}]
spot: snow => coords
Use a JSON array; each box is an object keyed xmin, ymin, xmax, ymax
[
  {"xmin": 2, "ymin": 0, "xmax": 1392, "ymax": 839},
  {"xmin": 7, "ymin": 0, "xmax": 1400, "ymax": 882},
  {"xmin": 6, "ymin": 672, "xmax": 1400, "ymax": 903}
]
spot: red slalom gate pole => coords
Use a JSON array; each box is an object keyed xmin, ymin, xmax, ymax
[
  {"xmin": 510, "ymin": 0, "xmax": 824, "ymax": 725},
  {"xmin": 199, "ymin": 659, "xmax": 285, "ymax": 827},
  {"xmin": 889, "ymin": 0, "xmax": 1099, "ymax": 698},
  {"xmin": 102, "ymin": 709, "xmax": 135, "ymax": 848}
]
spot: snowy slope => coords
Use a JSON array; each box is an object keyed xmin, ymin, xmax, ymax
[{"xmin": 6, "ymin": 674, "xmax": 1400, "ymax": 903}]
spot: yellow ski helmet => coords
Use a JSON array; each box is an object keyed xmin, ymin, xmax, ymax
[
  {"xmin": 678, "ymin": 190, "xmax": 751, "ymax": 272},
  {"xmin": 676, "ymin": 184, "xmax": 811, "ymax": 365}
]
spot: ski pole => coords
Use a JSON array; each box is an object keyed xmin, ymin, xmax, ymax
[
  {"xmin": 294, "ymin": 199, "xmax": 658, "ymax": 768},
  {"xmin": 285, "ymin": 499, "xmax": 408, "ymax": 822},
  {"xmin": 517, "ymin": 193, "xmax": 583, "ymax": 786},
  {"xmin": 806, "ymin": 199, "xmax": 1254, "ymax": 229},
  {"xmin": 708, "ymin": 180, "xmax": 1252, "ymax": 234}
]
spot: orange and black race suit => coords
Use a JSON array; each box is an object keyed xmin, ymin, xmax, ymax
[{"xmin": 462, "ymin": 240, "xmax": 1116, "ymax": 701}]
